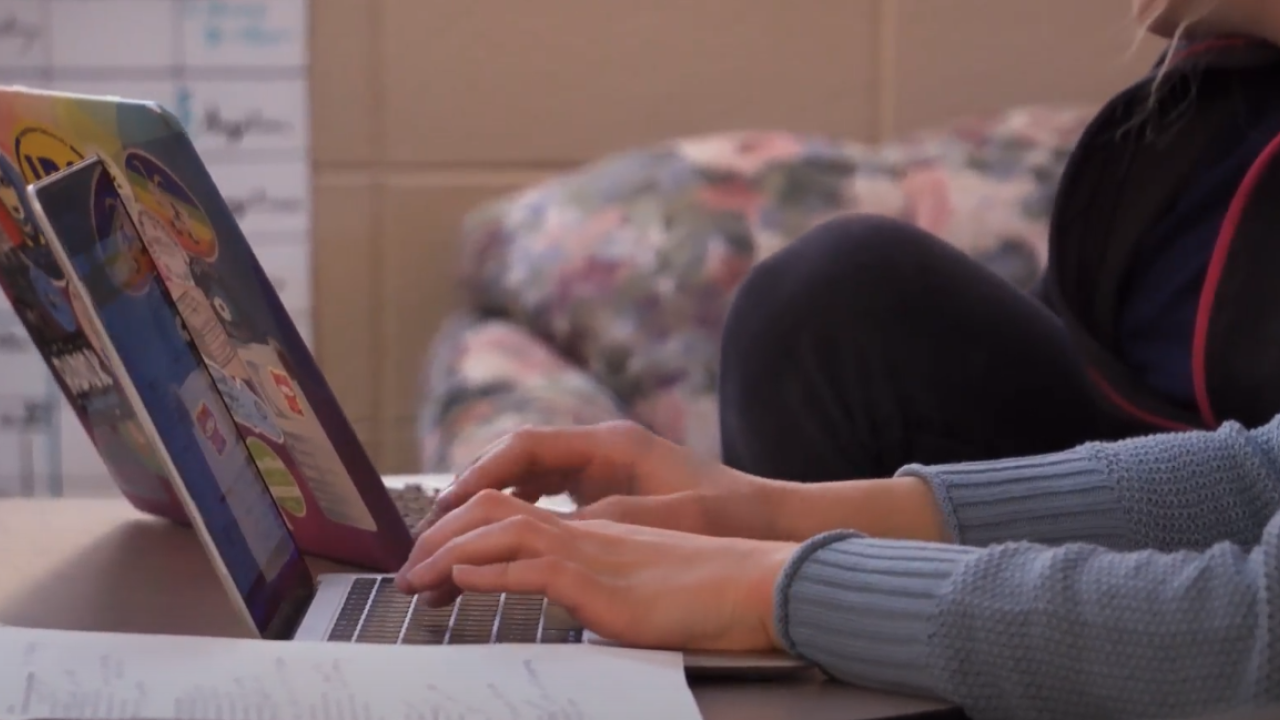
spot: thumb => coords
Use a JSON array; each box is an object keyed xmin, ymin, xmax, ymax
[{"xmin": 570, "ymin": 494, "xmax": 707, "ymax": 534}]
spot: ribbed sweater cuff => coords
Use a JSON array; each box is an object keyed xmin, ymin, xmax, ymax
[
  {"xmin": 774, "ymin": 530, "xmax": 976, "ymax": 696},
  {"xmin": 898, "ymin": 444, "xmax": 1132, "ymax": 548}
]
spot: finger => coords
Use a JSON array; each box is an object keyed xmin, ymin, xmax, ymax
[
  {"xmin": 398, "ymin": 513, "xmax": 566, "ymax": 595},
  {"xmin": 416, "ymin": 485, "xmax": 556, "ymax": 538},
  {"xmin": 511, "ymin": 485, "xmax": 546, "ymax": 505},
  {"xmin": 452, "ymin": 558, "xmax": 611, "ymax": 629},
  {"xmin": 571, "ymin": 493, "xmax": 707, "ymax": 533},
  {"xmin": 398, "ymin": 489, "xmax": 555, "ymax": 580},
  {"xmin": 415, "ymin": 436, "xmax": 512, "ymax": 531},
  {"xmin": 434, "ymin": 422, "xmax": 650, "ymax": 515}
]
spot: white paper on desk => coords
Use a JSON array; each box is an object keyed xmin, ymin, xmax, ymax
[{"xmin": 0, "ymin": 625, "xmax": 704, "ymax": 720}]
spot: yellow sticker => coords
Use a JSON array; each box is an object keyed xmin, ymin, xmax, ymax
[
  {"xmin": 13, "ymin": 125, "xmax": 84, "ymax": 184},
  {"xmin": 246, "ymin": 437, "xmax": 307, "ymax": 518}
]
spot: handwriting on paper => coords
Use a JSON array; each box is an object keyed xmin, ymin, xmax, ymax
[
  {"xmin": 202, "ymin": 106, "xmax": 292, "ymax": 144},
  {"xmin": 0, "ymin": 12, "xmax": 42, "ymax": 56},
  {"xmin": 0, "ymin": 397, "xmax": 53, "ymax": 432},
  {"xmin": 224, "ymin": 188, "xmax": 304, "ymax": 221},
  {"xmin": 0, "ymin": 626, "xmax": 702, "ymax": 720},
  {"xmin": 188, "ymin": 1, "xmax": 292, "ymax": 50}
]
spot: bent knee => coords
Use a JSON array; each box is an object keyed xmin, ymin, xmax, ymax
[
  {"xmin": 726, "ymin": 215, "xmax": 939, "ymax": 342},
  {"xmin": 756, "ymin": 214, "xmax": 943, "ymax": 288}
]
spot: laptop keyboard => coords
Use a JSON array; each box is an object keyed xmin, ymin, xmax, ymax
[{"xmin": 326, "ymin": 577, "xmax": 584, "ymax": 645}]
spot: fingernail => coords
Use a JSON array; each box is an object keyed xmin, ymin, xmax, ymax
[{"xmin": 433, "ymin": 487, "xmax": 455, "ymax": 511}]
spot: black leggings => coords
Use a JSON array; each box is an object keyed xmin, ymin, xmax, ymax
[{"xmin": 718, "ymin": 215, "xmax": 1147, "ymax": 482}]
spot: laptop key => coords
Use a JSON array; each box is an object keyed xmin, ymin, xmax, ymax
[
  {"xmin": 355, "ymin": 578, "xmax": 414, "ymax": 644},
  {"xmin": 538, "ymin": 628, "xmax": 583, "ymax": 644},
  {"xmin": 542, "ymin": 602, "xmax": 581, "ymax": 631},
  {"xmin": 447, "ymin": 593, "xmax": 501, "ymax": 644},
  {"xmin": 494, "ymin": 594, "xmax": 543, "ymax": 643},
  {"xmin": 539, "ymin": 601, "xmax": 583, "ymax": 644},
  {"xmin": 326, "ymin": 578, "xmax": 377, "ymax": 642},
  {"xmin": 400, "ymin": 601, "xmax": 453, "ymax": 645}
]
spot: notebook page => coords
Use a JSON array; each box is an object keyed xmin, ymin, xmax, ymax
[{"xmin": 0, "ymin": 626, "xmax": 703, "ymax": 720}]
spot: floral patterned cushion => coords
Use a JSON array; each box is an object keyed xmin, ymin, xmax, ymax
[
  {"xmin": 420, "ymin": 106, "xmax": 1096, "ymax": 471},
  {"xmin": 420, "ymin": 314, "xmax": 628, "ymax": 472}
]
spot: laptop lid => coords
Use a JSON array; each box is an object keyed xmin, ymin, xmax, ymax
[
  {"xmin": 27, "ymin": 155, "xmax": 313, "ymax": 639},
  {"xmin": 0, "ymin": 144, "xmax": 187, "ymax": 520},
  {"xmin": 0, "ymin": 86, "xmax": 411, "ymax": 571}
]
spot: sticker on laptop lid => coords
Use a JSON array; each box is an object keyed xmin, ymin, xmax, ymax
[
  {"xmin": 0, "ymin": 154, "xmax": 38, "ymax": 249},
  {"xmin": 173, "ymin": 287, "xmax": 237, "ymax": 369},
  {"xmin": 121, "ymin": 150, "xmax": 218, "ymax": 262},
  {"xmin": 188, "ymin": 256, "xmax": 262, "ymax": 345},
  {"xmin": 90, "ymin": 166, "xmax": 155, "ymax": 297},
  {"xmin": 68, "ymin": 283, "xmax": 109, "ymax": 365},
  {"xmin": 245, "ymin": 436, "xmax": 307, "ymax": 518},
  {"xmin": 0, "ymin": 152, "xmax": 66, "ymax": 285},
  {"xmin": 207, "ymin": 362, "xmax": 285, "ymax": 444},
  {"xmin": 13, "ymin": 125, "xmax": 84, "ymax": 185},
  {"xmin": 28, "ymin": 263, "xmax": 76, "ymax": 333},
  {"xmin": 193, "ymin": 400, "xmax": 229, "ymax": 456},
  {"xmin": 239, "ymin": 346, "xmax": 379, "ymax": 533},
  {"xmin": 136, "ymin": 207, "xmax": 195, "ymax": 286},
  {"xmin": 267, "ymin": 366, "xmax": 305, "ymax": 418}
]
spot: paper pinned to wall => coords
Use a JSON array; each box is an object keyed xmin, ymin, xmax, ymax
[
  {"xmin": 0, "ymin": 625, "xmax": 705, "ymax": 720},
  {"xmin": 0, "ymin": 0, "xmax": 312, "ymax": 498}
]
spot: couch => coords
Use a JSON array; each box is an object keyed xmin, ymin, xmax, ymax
[{"xmin": 416, "ymin": 106, "xmax": 1095, "ymax": 472}]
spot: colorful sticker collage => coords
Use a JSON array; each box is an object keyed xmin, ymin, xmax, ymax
[{"xmin": 0, "ymin": 0, "xmax": 310, "ymax": 498}]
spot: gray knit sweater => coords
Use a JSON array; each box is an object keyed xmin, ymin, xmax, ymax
[{"xmin": 772, "ymin": 416, "xmax": 1280, "ymax": 720}]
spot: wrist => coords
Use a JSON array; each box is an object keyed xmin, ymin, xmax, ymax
[
  {"xmin": 749, "ymin": 540, "xmax": 798, "ymax": 650},
  {"xmin": 771, "ymin": 476, "xmax": 951, "ymax": 543}
]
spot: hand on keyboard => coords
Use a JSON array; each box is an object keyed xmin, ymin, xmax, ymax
[
  {"xmin": 423, "ymin": 421, "xmax": 797, "ymax": 541},
  {"xmin": 394, "ymin": 487, "xmax": 797, "ymax": 653}
]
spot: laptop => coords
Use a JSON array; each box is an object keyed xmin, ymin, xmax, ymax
[
  {"xmin": 0, "ymin": 86, "xmax": 441, "ymax": 571},
  {"xmin": 17, "ymin": 93, "xmax": 806, "ymax": 675}
]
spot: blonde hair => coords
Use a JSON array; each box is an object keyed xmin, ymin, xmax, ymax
[{"xmin": 1134, "ymin": 0, "xmax": 1226, "ymax": 79}]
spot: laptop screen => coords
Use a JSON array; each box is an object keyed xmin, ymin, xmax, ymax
[{"xmin": 28, "ymin": 156, "xmax": 314, "ymax": 637}]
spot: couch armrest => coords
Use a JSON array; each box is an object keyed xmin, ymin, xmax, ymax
[{"xmin": 419, "ymin": 313, "xmax": 628, "ymax": 472}]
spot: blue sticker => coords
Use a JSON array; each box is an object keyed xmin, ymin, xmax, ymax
[
  {"xmin": 28, "ymin": 261, "xmax": 76, "ymax": 333},
  {"xmin": 207, "ymin": 362, "xmax": 285, "ymax": 444}
]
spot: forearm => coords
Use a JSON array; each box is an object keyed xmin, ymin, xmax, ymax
[
  {"xmin": 776, "ymin": 518, "xmax": 1280, "ymax": 720},
  {"xmin": 776, "ymin": 417, "xmax": 1280, "ymax": 551},
  {"xmin": 772, "ymin": 476, "xmax": 952, "ymax": 543}
]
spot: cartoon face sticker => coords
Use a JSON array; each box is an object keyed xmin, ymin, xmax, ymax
[
  {"xmin": 194, "ymin": 401, "xmax": 228, "ymax": 455},
  {"xmin": 91, "ymin": 164, "xmax": 154, "ymax": 296},
  {"xmin": 98, "ymin": 155, "xmax": 139, "ymax": 214},
  {"xmin": 136, "ymin": 208, "xmax": 194, "ymax": 286},
  {"xmin": 187, "ymin": 257, "xmax": 257, "ymax": 343},
  {"xmin": 122, "ymin": 150, "xmax": 218, "ymax": 261}
]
